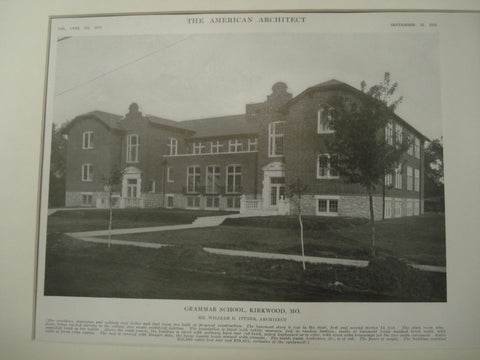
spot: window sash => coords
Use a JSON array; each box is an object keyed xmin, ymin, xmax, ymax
[
  {"xmin": 167, "ymin": 138, "xmax": 178, "ymax": 155},
  {"xmin": 210, "ymin": 141, "xmax": 223, "ymax": 153},
  {"xmin": 206, "ymin": 196, "xmax": 220, "ymax": 208},
  {"xmin": 385, "ymin": 123, "xmax": 393, "ymax": 145},
  {"xmin": 127, "ymin": 135, "xmax": 139, "ymax": 162},
  {"xmin": 226, "ymin": 165, "xmax": 241, "ymax": 193},
  {"xmin": 166, "ymin": 195, "xmax": 174, "ymax": 208},
  {"xmin": 394, "ymin": 200, "xmax": 402, "ymax": 217},
  {"xmin": 82, "ymin": 131, "xmax": 94, "ymax": 149},
  {"xmin": 414, "ymin": 138, "xmax": 421, "ymax": 158},
  {"xmin": 385, "ymin": 173, "xmax": 393, "ymax": 186},
  {"xmin": 268, "ymin": 121, "xmax": 285, "ymax": 156},
  {"xmin": 384, "ymin": 199, "xmax": 392, "ymax": 218},
  {"xmin": 206, "ymin": 166, "xmax": 221, "ymax": 193},
  {"xmin": 248, "ymin": 138, "xmax": 258, "ymax": 151},
  {"xmin": 227, "ymin": 197, "xmax": 241, "ymax": 209},
  {"xmin": 395, "ymin": 165, "xmax": 402, "ymax": 189},
  {"xmin": 317, "ymin": 198, "xmax": 338, "ymax": 214},
  {"xmin": 187, "ymin": 166, "xmax": 200, "ymax": 193},
  {"xmin": 228, "ymin": 139, "xmax": 243, "ymax": 152},
  {"xmin": 317, "ymin": 154, "xmax": 338, "ymax": 179},
  {"xmin": 81, "ymin": 193, "xmax": 93, "ymax": 205},
  {"xmin": 192, "ymin": 142, "xmax": 206, "ymax": 154},
  {"xmin": 395, "ymin": 125, "xmax": 403, "ymax": 148},
  {"xmin": 187, "ymin": 196, "xmax": 200, "ymax": 208},
  {"xmin": 82, "ymin": 164, "xmax": 92, "ymax": 181},
  {"xmin": 317, "ymin": 107, "xmax": 334, "ymax": 134},
  {"xmin": 414, "ymin": 169, "xmax": 420, "ymax": 191},
  {"xmin": 407, "ymin": 166, "xmax": 413, "ymax": 191},
  {"xmin": 167, "ymin": 167, "xmax": 174, "ymax": 183}
]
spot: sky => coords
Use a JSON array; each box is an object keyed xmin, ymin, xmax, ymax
[{"xmin": 52, "ymin": 32, "xmax": 442, "ymax": 139}]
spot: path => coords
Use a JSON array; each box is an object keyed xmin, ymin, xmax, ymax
[{"xmin": 62, "ymin": 212, "xmax": 446, "ymax": 273}]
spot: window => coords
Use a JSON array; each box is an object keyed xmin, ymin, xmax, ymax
[
  {"xmin": 228, "ymin": 139, "xmax": 243, "ymax": 152},
  {"xmin": 187, "ymin": 166, "xmax": 201, "ymax": 193},
  {"xmin": 226, "ymin": 197, "xmax": 241, "ymax": 209},
  {"xmin": 148, "ymin": 179, "xmax": 156, "ymax": 193},
  {"xmin": 126, "ymin": 134, "xmax": 139, "ymax": 162},
  {"xmin": 317, "ymin": 106, "xmax": 334, "ymax": 134},
  {"xmin": 407, "ymin": 199, "xmax": 414, "ymax": 216},
  {"xmin": 165, "ymin": 194, "xmax": 174, "ymax": 209},
  {"xmin": 268, "ymin": 121, "xmax": 285, "ymax": 157},
  {"xmin": 384, "ymin": 198, "xmax": 392, "ymax": 219},
  {"xmin": 226, "ymin": 165, "xmax": 242, "ymax": 194},
  {"xmin": 126, "ymin": 178, "xmax": 139, "ymax": 198},
  {"xmin": 414, "ymin": 169, "xmax": 420, "ymax": 192},
  {"xmin": 210, "ymin": 140, "xmax": 223, "ymax": 153},
  {"xmin": 187, "ymin": 196, "xmax": 200, "ymax": 208},
  {"xmin": 407, "ymin": 166, "xmax": 413, "ymax": 191},
  {"xmin": 167, "ymin": 138, "xmax": 177, "ymax": 156},
  {"xmin": 167, "ymin": 167, "xmax": 174, "ymax": 183},
  {"xmin": 81, "ymin": 193, "xmax": 93, "ymax": 205},
  {"xmin": 317, "ymin": 154, "xmax": 339, "ymax": 179},
  {"xmin": 315, "ymin": 196, "xmax": 339, "ymax": 216},
  {"xmin": 385, "ymin": 172, "xmax": 393, "ymax": 187},
  {"xmin": 395, "ymin": 124, "xmax": 403, "ymax": 148},
  {"xmin": 414, "ymin": 137, "xmax": 421, "ymax": 159},
  {"xmin": 385, "ymin": 122, "xmax": 393, "ymax": 145},
  {"xmin": 206, "ymin": 165, "xmax": 221, "ymax": 194},
  {"xmin": 192, "ymin": 142, "xmax": 206, "ymax": 154},
  {"xmin": 394, "ymin": 198, "xmax": 402, "ymax": 217},
  {"xmin": 414, "ymin": 199, "xmax": 420, "ymax": 215},
  {"xmin": 395, "ymin": 165, "xmax": 402, "ymax": 189},
  {"xmin": 81, "ymin": 164, "xmax": 92, "ymax": 182},
  {"xmin": 407, "ymin": 133, "xmax": 414, "ymax": 155},
  {"xmin": 206, "ymin": 196, "xmax": 220, "ymax": 209},
  {"xmin": 248, "ymin": 138, "xmax": 258, "ymax": 151},
  {"xmin": 82, "ymin": 131, "xmax": 94, "ymax": 149}
]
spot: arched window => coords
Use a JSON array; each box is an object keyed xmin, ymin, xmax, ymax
[
  {"xmin": 317, "ymin": 106, "xmax": 334, "ymax": 134},
  {"xmin": 317, "ymin": 154, "xmax": 339, "ymax": 179}
]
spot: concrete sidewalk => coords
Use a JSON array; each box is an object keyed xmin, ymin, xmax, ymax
[
  {"xmin": 63, "ymin": 212, "xmax": 446, "ymax": 273},
  {"xmin": 65, "ymin": 234, "xmax": 446, "ymax": 273},
  {"xmin": 65, "ymin": 213, "xmax": 250, "ymax": 238}
]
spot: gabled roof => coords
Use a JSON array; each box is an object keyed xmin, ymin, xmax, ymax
[
  {"xmin": 179, "ymin": 114, "xmax": 258, "ymax": 139},
  {"xmin": 145, "ymin": 114, "xmax": 194, "ymax": 135},
  {"xmin": 281, "ymin": 79, "xmax": 429, "ymax": 141},
  {"xmin": 64, "ymin": 111, "xmax": 125, "ymax": 133},
  {"xmin": 279, "ymin": 79, "xmax": 361, "ymax": 112}
]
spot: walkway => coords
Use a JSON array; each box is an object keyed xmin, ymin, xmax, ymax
[{"xmin": 63, "ymin": 213, "xmax": 446, "ymax": 273}]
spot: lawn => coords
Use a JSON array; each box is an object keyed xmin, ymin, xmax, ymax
[
  {"xmin": 44, "ymin": 235, "xmax": 445, "ymax": 301},
  {"xmin": 47, "ymin": 208, "xmax": 235, "ymax": 234},
  {"xmin": 44, "ymin": 210, "xmax": 446, "ymax": 301},
  {"xmin": 109, "ymin": 214, "xmax": 446, "ymax": 266}
]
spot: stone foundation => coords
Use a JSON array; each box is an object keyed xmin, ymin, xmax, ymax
[
  {"xmin": 291, "ymin": 194, "xmax": 385, "ymax": 220},
  {"xmin": 143, "ymin": 193, "xmax": 164, "ymax": 208}
]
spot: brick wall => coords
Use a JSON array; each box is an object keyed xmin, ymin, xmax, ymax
[{"xmin": 65, "ymin": 118, "xmax": 122, "ymax": 194}]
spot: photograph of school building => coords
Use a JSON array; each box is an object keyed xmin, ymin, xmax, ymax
[{"xmin": 63, "ymin": 78, "xmax": 426, "ymax": 220}]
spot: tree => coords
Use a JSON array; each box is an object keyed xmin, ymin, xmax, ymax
[
  {"xmin": 326, "ymin": 73, "xmax": 408, "ymax": 257},
  {"xmin": 287, "ymin": 177, "xmax": 309, "ymax": 270},
  {"xmin": 49, "ymin": 123, "xmax": 69, "ymax": 207},
  {"xmin": 424, "ymin": 137, "xmax": 444, "ymax": 210},
  {"xmin": 103, "ymin": 168, "xmax": 124, "ymax": 248}
]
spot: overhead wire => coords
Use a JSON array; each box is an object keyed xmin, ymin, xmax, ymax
[{"xmin": 55, "ymin": 35, "xmax": 193, "ymax": 97}]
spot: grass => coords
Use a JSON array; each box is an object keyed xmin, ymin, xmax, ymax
[
  {"xmin": 44, "ymin": 210, "xmax": 446, "ymax": 301},
  {"xmin": 47, "ymin": 208, "xmax": 235, "ymax": 233},
  {"xmin": 44, "ymin": 236, "xmax": 445, "ymax": 301},
  {"xmin": 108, "ymin": 214, "xmax": 446, "ymax": 266}
]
